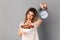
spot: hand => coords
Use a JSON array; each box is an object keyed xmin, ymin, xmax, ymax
[
  {"xmin": 40, "ymin": 3, "xmax": 44, "ymax": 9},
  {"xmin": 40, "ymin": 2, "xmax": 48, "ymax": 9}
]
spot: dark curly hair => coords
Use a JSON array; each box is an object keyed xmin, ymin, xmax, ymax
[{"xmin": 24, "ymin": 7, "xmax": 38, "ymax": 23}]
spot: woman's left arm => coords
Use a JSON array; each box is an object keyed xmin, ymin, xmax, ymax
[{"xmin": 34, "ymin": 18, "xmax": 43, "ymax": 27}]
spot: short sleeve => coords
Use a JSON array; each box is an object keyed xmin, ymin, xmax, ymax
[
  {"xmin": 19, "ymin": 22, "xmax": 22, "ymax": 27},
  {"xmin": 18, "ymin": 22, "xmax": 24, "ymax": 30}
]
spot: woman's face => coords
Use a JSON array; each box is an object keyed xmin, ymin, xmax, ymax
[{"xmin": 26, "ymin": 11, "xmax": 34, "ymax": 20}]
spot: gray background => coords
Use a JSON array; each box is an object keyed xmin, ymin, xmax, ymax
[{"xmin": 0, "ymin": 0, "xmax": 60, "ymax": 40}]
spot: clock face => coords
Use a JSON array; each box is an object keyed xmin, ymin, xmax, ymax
[{"xmin": 39, "ymin": 11, "xmax": 48, "ymax": 19}]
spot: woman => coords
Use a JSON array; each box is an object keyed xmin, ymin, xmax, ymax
[
  {"xmin": 18, "ymin": 3, "xmax": 48, "ymax": 40},
  {"xmin": 18, "ymin": 7, "xmax": 43, "ymax": 40}
]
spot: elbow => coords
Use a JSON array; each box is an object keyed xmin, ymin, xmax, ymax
[
  {"xmin": 41, "ymin": 19, "xmax": 43, "ymax": 22},
  {"xmin": 39, "ymin": 18, "xmax": 43, "ymax": 22},
  {"xmin": 38, "ymin": 19, "xmax": 43, "ymax": 26}
]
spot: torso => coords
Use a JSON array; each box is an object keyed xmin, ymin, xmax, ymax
[
  {"xmin": 19, "ymin": 20, "xmax": 39, "ymax": 40},
  {"xmin": 21, "ymin": 22, "xmax": 39, "ymax": 40}
]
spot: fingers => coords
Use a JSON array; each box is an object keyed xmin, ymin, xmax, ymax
[{"xmin": 40, "ymin": 2, "xmax": 48, "ymax": 9}]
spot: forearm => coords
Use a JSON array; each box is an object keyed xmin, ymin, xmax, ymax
[
  {"xmin": 35, "ymin": 18, "xmax": 43, "ymax": 27},
  {"xmin": 18, "ymin": 30, "xmax": 22, "ymax": 37}
]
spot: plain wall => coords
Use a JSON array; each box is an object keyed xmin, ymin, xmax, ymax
[{"xmin": 0, "ymin": 0, "xmax": 60, "ymax": 40}]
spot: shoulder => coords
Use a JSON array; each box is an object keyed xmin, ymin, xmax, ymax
[{"xmin": 19, "ymin": 21, "xmax": 24, "ymax": 26}]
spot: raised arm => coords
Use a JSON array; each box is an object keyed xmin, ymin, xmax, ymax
[{"xmin": 34, "ymin": 2, "xmax": 48, "ymax": 27}]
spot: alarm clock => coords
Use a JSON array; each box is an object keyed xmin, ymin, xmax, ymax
[{"xmin": 39, "ymin": 11, "xmax": 48, "ymax": 19}]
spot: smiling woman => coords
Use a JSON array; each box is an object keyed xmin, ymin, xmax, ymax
[{"xmin": 17, "ymin": 7, "xmax": 43, "ymax": 40}]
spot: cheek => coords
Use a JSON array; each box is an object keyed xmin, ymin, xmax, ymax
[
  {"xmin": 27, "ymin": 15, "xmax": 30, "ymax": 17},
  {"xmin": 27, "ymin": 15, "xmax": 30, "ymax": 18},
  {"xmin": 31, "ymin": 16, "xmax": 34, "ymax": 19}
]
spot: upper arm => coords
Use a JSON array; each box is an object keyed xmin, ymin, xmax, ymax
[{"xmin": 18, "ymin": 22, "xmax": 24, "ymax": 30}]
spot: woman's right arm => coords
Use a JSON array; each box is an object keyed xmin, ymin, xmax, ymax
[
  {"xmin": 17, "ymin": 29, "xmax": 22, "ymax": 37},
  {"xmin": 17, "ymin": 22, "xmax": 23, "ymax": 37},
  {"xmin": 17, "ymin": 22, "xmax": 27, "ymax": 37}
]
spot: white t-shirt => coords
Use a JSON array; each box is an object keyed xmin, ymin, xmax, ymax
[{"xmin": 19, "ymin": 21, "xmax": 39, "ymax": 40}]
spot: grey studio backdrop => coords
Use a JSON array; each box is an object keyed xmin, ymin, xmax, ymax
[{"xmin": 0, "ymin": 0, "xmax": 60, "ymax": 40}]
